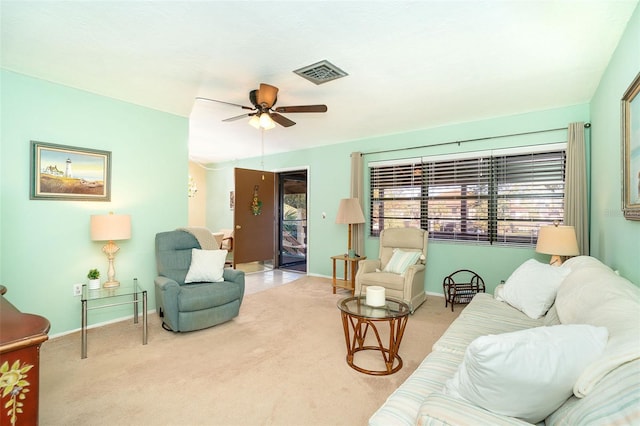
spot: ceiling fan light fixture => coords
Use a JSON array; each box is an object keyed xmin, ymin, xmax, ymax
[
  {"xmin": 248, "ymin": 115, "xmax": 261, "ymax": 129},
  {"xmin": 260, "ymin": 113, "xmax": 275, "ymax": 129}
]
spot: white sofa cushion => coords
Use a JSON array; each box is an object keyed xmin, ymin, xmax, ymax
[
  {"xmin": 443, "ymin": 324, "xmax": 608, "ymax": 424},
  {"xmin": 500, "ymin": 259, "xmax": 570, "ymax": 319},
  {"xmin": 555, "ymin": 256, "xmax": 640, "ymax": 397},
  {"xmin": 184, "ymin": 248, "xmax": 227, "ymax": 283}
]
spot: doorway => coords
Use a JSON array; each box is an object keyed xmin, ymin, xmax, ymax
[{"xmin": 278, "ymin": 170, "xmax": 307, "ymax": 272}]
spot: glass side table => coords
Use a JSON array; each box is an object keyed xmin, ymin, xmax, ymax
[
  {"xmin": 337, "ymin": 296, "xmax": 410, "ymax": 375},
  {"xmin": 81, "ymin": 278, "xmax": 147, "ymax": 359}
]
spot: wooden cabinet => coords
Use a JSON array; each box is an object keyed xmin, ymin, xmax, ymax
[{"xmin": 0, "ymin": 286, "xmax": 50, "ymax": 426}]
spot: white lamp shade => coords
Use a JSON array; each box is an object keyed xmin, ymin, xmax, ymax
[
  {"xmin": 336, "ymin": 198, "xmax": 365, "ymax": 224},
  {"xmin": 90, "ymin": 214, "xmax": 131, "ymax": 241},
  {"xmin": 536, "ymin": 225, "xmax": 579, "ymax": 256}
]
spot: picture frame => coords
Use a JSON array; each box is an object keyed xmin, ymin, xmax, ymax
[
  {"xmin": 30, "ymin": 141, "xmax": 111, "ymax": 201},
  {"xmin": 622, "ymin": 72, "xmax": 640, "ymax": 221}
]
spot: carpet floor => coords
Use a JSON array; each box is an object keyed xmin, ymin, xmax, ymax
[{"xmin": 39, "ymin": 276, "xmax": 460, "ymax": 426}]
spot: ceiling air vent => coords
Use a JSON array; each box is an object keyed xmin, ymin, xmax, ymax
[{"xmin": 293, "ymin": 60, "xmax": 348, "ymax": 85}]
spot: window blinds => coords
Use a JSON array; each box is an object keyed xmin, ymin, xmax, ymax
[{"xmin": 369, "ymin": 144, "xmax": 566, "ymax": 246}]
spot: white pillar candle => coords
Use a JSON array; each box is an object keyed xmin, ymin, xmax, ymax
[{"xmin": 366, "ymin": 286, "xmax": 386, "ymax": 307}]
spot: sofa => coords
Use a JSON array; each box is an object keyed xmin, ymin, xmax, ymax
[
  {"xmin": 369, "ymin": 256, "xmax": 640, "ymax": 425},
  {"xmin": 155, "ymin": 230, "xmax": 245, "ymax": 332}
]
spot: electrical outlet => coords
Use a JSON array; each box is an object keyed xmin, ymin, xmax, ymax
[{"xmin": 73, "ymin": 283, "xmax": 83, "ymax": 297}]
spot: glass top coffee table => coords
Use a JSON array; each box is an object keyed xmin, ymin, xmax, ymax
[{"xmin": 337, "ymin": 296, "xmax": 410, "ymax": 375}]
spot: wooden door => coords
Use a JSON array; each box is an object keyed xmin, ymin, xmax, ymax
[{"xmin": 233, "ymin": 168, "xmax": 276, "ymax": 267}]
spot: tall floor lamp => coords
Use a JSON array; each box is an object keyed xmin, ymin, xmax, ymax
[
  {"xmin": 335, "ymin": 198, "xmax": 365, "ymax": 258},
  {"xmin": 535, "ymin": 223, "xmax": 579, "ymax": 266},
  {"xmin": 90, "ymin": 212, "xmax": 131, "ymax": 288}
]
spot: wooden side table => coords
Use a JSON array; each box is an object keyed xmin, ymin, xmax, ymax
[{"xmin": 331, "ymin": 254, "xmax": 366, "ymax": 294}]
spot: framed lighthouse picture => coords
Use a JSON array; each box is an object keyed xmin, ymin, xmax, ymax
[{"xmin": 30, "ymin": 141, "xmax": 111, "ymax": 201}]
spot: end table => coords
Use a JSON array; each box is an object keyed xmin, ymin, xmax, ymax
[
  {"xmin": 331, "ymin": 254, "xmax": 366, "ymax": 294},
  {"xmin": 81, "ymin": 277, "xmax": 147, "ymax": 358}
]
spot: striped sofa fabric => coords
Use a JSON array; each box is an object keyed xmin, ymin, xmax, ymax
[{"xmin": 369, "ymin": 257, "xmax": 640, "ymax": 426}]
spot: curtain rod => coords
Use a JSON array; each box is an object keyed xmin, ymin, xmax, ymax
[{"xmin": 362, "ymin": 123, "xmax": 591, "ymax": 156}]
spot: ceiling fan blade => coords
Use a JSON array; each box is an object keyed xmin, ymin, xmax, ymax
[
  {"xmin": 275, "ymin": 105, "xmax": 328, "ymax": 113},
  {"xmin": 196, "ymin": 97, "xmax": 254, "ymax": 110},
  {"xmin": 257, "ymin": 83, "xmax": 279, "ymax": 108},
  {"xmin": 270, "ymin": 112, "xmax": 296, "ymax": 128},
  {"xmin": 222, "ymin": 113, "xmax": 254, "ymax": 122}
]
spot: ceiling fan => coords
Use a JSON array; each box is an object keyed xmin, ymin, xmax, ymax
[{"xmin": 196, "ymin": 83, "xmax": 327, "ymax": 129}]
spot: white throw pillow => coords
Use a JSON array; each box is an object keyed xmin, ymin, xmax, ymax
[
  {"xmin": 501, "ymin": 258, "xmax": 570, "ymax": 319},
  {"xmin": 184, "ymin": 249, "xmax": 227, "ymax": 283},
  {"xmin": 443, "ymin": 325, "xmax": 608, "ymax": 424},
  {"xmin": 383, "ymin": 249, "xmax": 421, "ymax": 275}
]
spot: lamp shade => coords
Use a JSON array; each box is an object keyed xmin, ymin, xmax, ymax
[
  {"xmin": 335, "ymin": 198, "xmax": 365, "ymax": 224},
  {"xmin": 536, "ymin": 225, "xmax": 579, "ymax": 256},
  {"xmin": 90, "ymin": 213, "xmax": 131, "ymax": 241}
]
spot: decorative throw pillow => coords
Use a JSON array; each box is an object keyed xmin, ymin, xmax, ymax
[
  {"xmin": 184, "ymin": 249, "xmax": 227, "ymax": 283},
  {"xmin": 443, "ymin": 324, "xmax": 608, "ymax": 424},
  {"xmin": 500, "ymin": 258, "xmax": 570, "ymax": 319},
  {"xmin": 383, "ymin": 249, "xmax": 421, "ymax": 275}
]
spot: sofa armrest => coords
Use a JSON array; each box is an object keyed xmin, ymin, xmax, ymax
[
  {"xmin": 155, "ymin": 275, "xmax": 179, "ymax": 290},
  {"xmin": 223, "ymin": 268, "xmax": 244, "ymax": 283},
  {"xmin": 404, "ymin": 263, "xmax": 426, "ymax": 304},
  {"xmin": 223, "ymin": 268, "xmax": 246, "ymax": 304},
  {"xmin": 403, "ymin": 263, "xmax": 425, "ymax": 282},
  {"xmin": 416, "ymin": 393, "xmax": 532, "ymax": 426},
  {"xmin": 154, "ymin": 276, "xmax": 180, "ymax": 330},
  {"xmin": 358, "ymin": 258, "xmax": 381, "ymax": 274}
]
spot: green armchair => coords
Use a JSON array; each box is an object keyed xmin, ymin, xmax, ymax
[{"xmin": 154, "ymin": 230, "xmax": 245, "ymax": 332}]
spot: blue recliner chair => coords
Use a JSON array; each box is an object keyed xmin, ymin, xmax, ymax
[{"xmin": 154, "ymin": 230, "xmax": 245, "ymax": 332}]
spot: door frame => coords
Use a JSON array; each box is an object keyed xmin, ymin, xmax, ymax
[{"xmin": 274, "ymin": 166, "xmax": 309, "ymax": 270}]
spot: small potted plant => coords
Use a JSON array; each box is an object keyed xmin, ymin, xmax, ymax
[{"xmin": 87, "ymin": 268, "xmax": 101, "ymax": 290}]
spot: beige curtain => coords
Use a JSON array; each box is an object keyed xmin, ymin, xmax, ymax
[
  {"xmin": 564, "ymin": 122, "xmax": 589, "ymax": 255},
  {"xmin": 350, "ymin": 152, "xmax": 365, "ymax": 256}
]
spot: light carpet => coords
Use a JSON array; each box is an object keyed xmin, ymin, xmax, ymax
[{"xmin": 39, "ymin": 276, "xmax": 460, "ymax": 426}]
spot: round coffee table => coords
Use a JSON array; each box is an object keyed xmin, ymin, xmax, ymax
[{"xmin": 337, "ymin": 296, "xmax": 410, "ymax": 375}]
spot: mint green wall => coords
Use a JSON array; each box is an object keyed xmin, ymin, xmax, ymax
[
  {"xmin": 590, "ymin": 4, "xmax": 640, "ymax": 285},
  {"xmin": 207, "ymin": 104, "xmax": 591, "ymax": 295},
  {"xmin": 1, "ymin": 70, "xmax": 188, "ymax": 335}
]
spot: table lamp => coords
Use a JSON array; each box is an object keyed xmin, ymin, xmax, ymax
[
  {"xmin": 90, "ymin": 212, "xmax": 131, "ymax": 288},
  {"xmin": 336, "ymin": 198, "xmax": 365, "ymax": 258},
  {"xmin": 535, "ymin": 222, "xmax": 579, "ymax": 266}
]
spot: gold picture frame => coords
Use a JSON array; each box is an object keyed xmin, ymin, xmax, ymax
[
  {"xmin": 30, "ymin": 141, "xmax": 111, "ymax": 201},
  {"xmin": 622, "ymin": 72, "xmax": 640, "ymax": 220}
]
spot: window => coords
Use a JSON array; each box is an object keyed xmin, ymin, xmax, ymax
[
  {"xmin": 425, "ymin": 155, "xmax": 491, "ymax": 242},
  {"xmin": 369, "ymin": 145, "xmax": 566, "ymax": 246},
  {"xmin": 370, "ymin": 160, "xmax": 422, "ymax": 233}
]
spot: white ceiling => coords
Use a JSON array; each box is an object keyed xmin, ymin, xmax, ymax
[{"xmin": 2, "ymin": 1, "xmax": 637, "ymax": 163}]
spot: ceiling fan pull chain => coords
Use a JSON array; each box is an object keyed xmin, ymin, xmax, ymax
[{"xmin": 261, "ymin": 128, "xmax": 265, "ymax": 172}]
